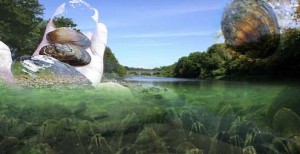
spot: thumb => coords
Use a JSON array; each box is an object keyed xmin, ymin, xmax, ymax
[
  {"xmin": 91, "ymin": 22, "xmax": 108, "ymax": 57},
  {"xmin": 89, "ymin": 8, "xmax": 108, "ymax": 57}
]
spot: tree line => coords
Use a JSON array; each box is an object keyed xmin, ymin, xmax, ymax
[{"xmin": 156, "ymin": 28, "xmax": 300, "ymax": 79}]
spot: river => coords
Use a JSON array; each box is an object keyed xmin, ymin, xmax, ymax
[
  {"xmin": 1, "ymin": 77, "xmax": 300, "ymax": 153},
  {"xmin": 123, "ymin": 76, "xmax": 293, "ymax": 109}
]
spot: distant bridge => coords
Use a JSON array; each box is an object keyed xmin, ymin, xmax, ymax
[{"xmin": 127, "ymin": 70, "xmax": 161, "ymax": 76}]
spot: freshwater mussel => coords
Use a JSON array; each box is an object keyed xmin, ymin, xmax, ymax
[
  {"xmin": 222, "ymin": 0, "xmax": 280, "ymax": 58},
  {"xmin": 47, "ymin": 28, "xmax": 91, "ymax": 49},
  {"xmin": 39, "ymin": 28, "xmax": 91, "ymax": 66},
  {"xmin": 39, "ymin": 43, "xmax": 91, "ymax": 66}
]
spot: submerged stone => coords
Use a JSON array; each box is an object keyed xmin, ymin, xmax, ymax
[
  {"xmin": 15, "ymin": 55, "xmax": 91, "ymax": 88},
  {"xmin": 273, "ymin": 108, "xmax": 300, "ymax": 137}
]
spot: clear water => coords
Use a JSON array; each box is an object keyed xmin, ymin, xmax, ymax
[{"xmin": 0, "ymin": 77, "xmax": 300, "ymax": 153}]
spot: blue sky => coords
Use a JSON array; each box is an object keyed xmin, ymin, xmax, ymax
[{"xmin": 39, "ymin": 0, "xmax": 230, "ymax": 68}]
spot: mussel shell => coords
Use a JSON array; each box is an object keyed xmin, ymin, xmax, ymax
[
  {"xmin": 39, "ymin": 43, "xmax": 91, "ymax": 66},
  {"xmin": 222, "ymin": 0, "xmax": 280, "ymax": 58},
  {"xmin": 46, "ymin": 28, "xmax": 91, "ymax": 49},
  {"xmin": 222, "ymin": 0, "xmax": 279, "ymax": 45},
  {"xmin": 273, "ymin": 108, "xmax": 300, "ymax": 137}
]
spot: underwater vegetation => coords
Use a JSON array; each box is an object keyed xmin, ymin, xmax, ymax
[{"xmin": 0, "ymin": 80, "xmax": 300, "ymax": 154}]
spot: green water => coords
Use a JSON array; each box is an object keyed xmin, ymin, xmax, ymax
[{"xmin": 0, "ymin": 77, "xmax": 300, "ymax": 153}]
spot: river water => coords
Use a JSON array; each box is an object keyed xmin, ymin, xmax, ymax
[
  {"xmin": 123, "ymin": 76, "xmax": 291, "ymax": 108},
  {"xmin": 1, "ymin": 77, "xmax": 300, "ymax": 153}
]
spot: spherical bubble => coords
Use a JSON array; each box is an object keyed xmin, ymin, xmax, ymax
[
  {"xmin": 53, "ymin": 0, "xmax": 97, "ymax": 34},
  {"xmin": 221, "ymin": 0, "xmax": 280, "ymax": 58}
]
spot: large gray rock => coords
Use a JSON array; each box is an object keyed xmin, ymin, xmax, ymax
[{"xmin": 17, "ymin": 55, "xmax": 91, "ymax": 86}]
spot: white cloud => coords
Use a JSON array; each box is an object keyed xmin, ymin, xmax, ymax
[{"xmin": 69, "ymin": 0, "xmax": 92, "ymax": 9}]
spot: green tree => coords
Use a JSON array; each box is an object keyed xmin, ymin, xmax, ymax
[
  {"xmin": 53, "ymin": 16, "xmax": 78, "ymax": 30},
  {"xmin": 104, "ymin": 47, "xmax": 127, "ymax": 77},
  {"xmin": 174, "ymin": 55, "xmax": 201, "ymax": 78},
  {"xmin": 117, "ymin": 65, "xmax": 127, "ymax": 77},
  {"xmin": 0, "ymin": 0, "xmax": 44, "ymax": 55},
  {"xmin": 104, "ymin": 47, "xmax": 119, "ymax": 73}
]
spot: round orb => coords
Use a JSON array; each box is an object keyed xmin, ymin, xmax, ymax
[{"xmin": 221, "ymin": 0, "xmax": 280, "ymax": 58}]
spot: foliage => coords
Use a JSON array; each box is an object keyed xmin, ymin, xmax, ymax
[
  {"xmin": 160, "ymin": 28, "xmax": 300, "ymax": 79},
  {"xmin": 155, "ymin": 64, "xmax": 176, "ymax": 77},
  {"xmin": 116, "ymin": 65, "xmax": 127, "ymax": 77},
  {"xmin": 270, "ymin": 28, "xmax": 300, "ymax": 76},
  {"xmin": 104, "ymin": 47, "xmax": 127, "ymax": 77},
  {"xmin": 230, "ymin": 34, "xmax": 280, "ymax": 59},
  {"xmin": 169, "ymin": 46, "xmax": 227, "ymax": 78},
  {"xmin": 53, "ymin": 16, "xmax": 78, "ymax": 30},
  {"xmin": 0, "ymin": 0, "xmax": 44, "ymax": 56}
]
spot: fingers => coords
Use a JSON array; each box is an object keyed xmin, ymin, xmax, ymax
[
  {"xmin": 33, "ymin": 3, "xmax": 66, "ymax": 56},
  {"xmin": 90, "ymin": 23, "xmax": 108, "ymax": 57},
  {"xmin": 92, "ymin": 8, "xmax": 99, "ymax": 23},
  {"xmin": 0, "ymin": 41, "xmax": 16, "ymax": 85}
]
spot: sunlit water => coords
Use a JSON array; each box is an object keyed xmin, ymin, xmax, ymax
[{"xmin": 1, "ymin": 77, "xmax": 300, "ymax": 153}]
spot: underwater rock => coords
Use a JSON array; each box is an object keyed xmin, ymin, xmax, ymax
[
  {"xmin": 95, "ymin": 82, "xmax": 133, "ymax": 99},
  {"xmin": 46, "ymin": 28, "xmax": 91, "ymax": 49},
  {"xmin": 181, "ymin": 110, "xmax": 200, "ymax": 131},
  {"xmin": 176, "ymin": 142, "xmax": 203, "ymax": 154},
  {"xmin": 162, "ymin": 108, "xmax": 181, "ymax": 127},
  {"xmin": 39, "ymin": 120, "xmax": 60, "ymax": 143},
  {"xmin": 58, "ymin": 118, "xmax": 75, "ymax": 131},
  {"xmin": 0, "ymin": 115, "xmax": 17, "ymax": 136},
  {"xmin": 93, "ymin": 112, "xmax": 109, "ymax": 121},
  {"xmin": 118, "ymin": 144, "xmax": 136, "ymax": 154},
  {"xmin": 243, "ymin": 146, "xmax": 257, "ymax": 154},
  {"xmin": 289, "ymin": 135, "xmax": 300, "ymax": 153},
  {"xmin": 27, "ymin": 143, "xmax": 55, "ymax": 154},
  {"xmin": 209, "ymin": 131, "xmax": 241, "ymax": 154},
  {"xmin": 217, "ymin": 104, "xmax": 235, "ymax": 132},
  {"xmin": 272, "ymin": 137, "xmax": 294, "ymax": 153},
  {"xmin": 268, "ymin": 86, "xmax": 300, "ymax": 122},
  {"xmin": 74, "ymin": 102, "xmax": 87, "ymax": 116},
  {"xmin": 229, "ymin": 118, "xmax": 255, "ymax": 140},
  {"xmin": 229, "ymin": 135, "xmax": 244, "ymax": 148},
  {"xmin": 134, "ymin": 127, "xmax": 168, "ymax": 153},
  {"xmin": 135, "ymin": 127, "xmax": 160, "ymax": 144},
  {"xmin": 222, "ymin": 0, "xmax": 280, "ymax": 58},
  {"xmin": 190, "ymin": 122, "xmax": 208, "ymax": 135},
  {"xmin": 273, "ymin": 108, "xmax": 300, "ymax": 137},
  {"xmin": 244, "ymin": 129, "xmax": 275, "ymax": 153},
  {"xmin": 39, "ymin": 43, "xmax": 91, "ymax": 66},
  {"xmin": 88, "ymin": 134, "xmax": 113, "ymax": 154},
  {"xmin": 0, "ymin": 137, "xmax": 24, "ymax": 154}
]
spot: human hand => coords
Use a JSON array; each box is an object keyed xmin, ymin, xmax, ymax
[{"xmin": 33, "ymin": 3, "xmax": 108, "ymax": 86}]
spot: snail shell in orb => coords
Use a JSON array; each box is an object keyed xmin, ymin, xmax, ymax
[
  {"xmin": 221, "ymin": 0, "xmax": 280, "ymax": 58},
  {"xmin": 39, "ymin": 43, "xmax": 91, "ymax": 66},
  {"xmin": 46, "ymin": 28, "xmax": 91, "ymax": 49}
]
